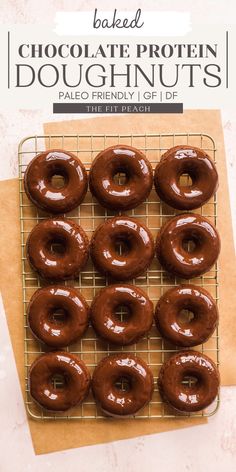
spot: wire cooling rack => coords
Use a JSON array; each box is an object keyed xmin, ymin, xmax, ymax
[{"xmin": 18, "ymin": 132, "xmax": 219, "ymax": 420}]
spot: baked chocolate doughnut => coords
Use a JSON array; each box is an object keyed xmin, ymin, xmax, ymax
[
  {"xmin": 158, "ymin": 351, "xmax": 219, "ymax": 412},
  {"xmin": 92, "ymin": 354, "xmax": 154, "ymax": 416},
  {"xmin": 91, "ymin": 284, "xmax": 153, "ymax": 345},
  {"xmin": 26, "ymin": 218, "xmax": 89, "ymax": 280},
  {"xmin": 28, "ymin": 285, "xmax": 89, "ymax": 348},
  {"xmin": 154, "ymin": 145, "xmax": 218, "ymax": 210},
  {"xmin": 156, "ymin": 213, "xmax": 220, "ymax": 279},
  {"xmin": 91, "ymin": 216, "xmax": 155, "ymax": 280},
  {"xmin": 89, "ymin": 145, "xmax": 153, "ymax": 210},
  {"xmin": 29, "ymin": 351, "xmax": 91, "ymax": 411},
  {"xmin": 155, "ymin": 284, "xmax": 218, "ymax": 347},
  {"xmin": 24, "ymin": 149, "xmax": 88, "ymax": 214}
]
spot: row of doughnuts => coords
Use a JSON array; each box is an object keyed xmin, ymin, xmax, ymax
[
  {"xmin": 26, "ymin": 214, "xmax": 220, "ymax": 281},
  {"xmin": 24, "ymin": 144, "xmax": 218, "ymax": 213},
  {"xmin": 29, "ymin": 350, "xmax": 219, "ymax": 416},
  {"xmin": 28, "ymin": 283, "xmax": 218, "ymax": 349}
]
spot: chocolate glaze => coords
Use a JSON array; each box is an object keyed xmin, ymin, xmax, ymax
[
  {"xmin": 26, "ymin": 218, "xmax": 89, "ymax": 280},
  {"xmin": 92, "ymin": 353, "xmax": 154, "ymax": 416},
  {"xmin": 28, "ymin": 285, "xmax": 89, "ymax": 348},
  {"xmin": 154, "ymin": 145, "xmax": 218, "ymax": 210},
  {"xmin": 158, "ymin": 350, "xmax": 220, "ymax": 412},
  {"xmin": 24, "ymin": 149, "xmax": 88, "ymax": 214},
  {"xmin": 90, "ymin": 216, "xmax": 155, "ymax": 280},
  {"xmin": 155, "ymin": 284, "xmax": 218, "ymax": 347},
  {"xmin": 89, "ymin": 144, "xmax": 153, "ymax": 211},
  {"xmin": 29, "ymin": 351, "xmax": 91, "ymax": 411},
  {"xmin": 156, "ymin": 213, "xmax": 220, "ymax": 279},
  {"xmin": 91, "ymin": 284, "xmax": 153, "ymax": 345}
]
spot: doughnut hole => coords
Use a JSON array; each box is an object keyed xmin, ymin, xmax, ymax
[
  {"xmin": 112, "ymin": 167, "xmax": 130, "ymax": 186},
  {"xmin": 47, "ymin": 236, "xmax": 67, "ymax": 256},
  {"xmin": 49, "ymin": 307, "xmax": 67, "ymax": 325},
  {"xmin": 178, "ymin": 173, "xmax": 193, "ymax": 188},
  {"xmin": 114, "ymin": 237, "xmax": 132, "ymax": 256},
  {"xmin": 177, "ymin": 308, "xmax": 195, "ymax": 326},
  {"xmin": 177, "ymin": 164, "xmax": 198, "ymax": 190},
  {"xmin": 114, "ymin": 304, "xmax": 131, "ymax": 323},
  {"xmin": 51, "ymin": 373, "xmax": 67, "ymax": 390},
  {"xmin": 182, "ymin": 239, "xmax": 197, "ymax": 253},
  {"xmin": 48, "ymin": 166, "xmax": 69, "ymax": 189},
  {"xmin": 181, "ymin": 232, "xmax": 200, "ymax": 254},
  {"xmin": 181, "ymin": 372, "xmax": 200, "ymax": 389},
  {"xmin": 51, "ymin": 174, "xmax": 66, "ymax": 189},
  {"xmin": 114, "ymin": 376, "xmax": 132, "ymax": 393}
]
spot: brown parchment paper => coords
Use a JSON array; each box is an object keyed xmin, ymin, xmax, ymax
[{"xmin": 0, "ymin": 109, "xmax": 234, "ymax": 455}]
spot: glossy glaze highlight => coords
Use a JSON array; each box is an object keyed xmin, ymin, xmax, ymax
[
  {"xmin": 155, "ymin": 284, "xmax": 218, "ymax": 347},
  {"xmin": 91, "ymin": 284, "xmax": 153, "ymax": 345},
  {"xmin": 92, "ymin": 353, "xmax": 154, "ymax": 416},
  {"xmin": 154, "ymin": 145, "xmax": 218, "ymax": 210},
  {"xmin": 156, "ymin": 213, "xmax": 220, "ymax": 279},
  {"xmin": 90, "ymin": 216, "xmax": 155, "ymax": 280},
  {"xmin": 26, "ymin": 218, "xmax": 89, "ymax": 280},
  {"xmin": 89, "ymin": 144, "xmax": 153, "ymax": 211},
  {"xmin": 158, "ymin": 350, "xmax": 220, "ymax": 412},
  {"xmin": 29, "ymin": 351, "xmax": 91, "ymax": 411},
  {"xmin": 28, "ymin": 285, "xmax": 89, "ymax": 348},
  {"xmin": 24, "ymin": 149, "xmax": 88, "ymax": 213}
]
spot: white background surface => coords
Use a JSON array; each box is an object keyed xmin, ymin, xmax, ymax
[{"xmin": 0, "ymin": 1, "xmax": 236, "ymax": 471}]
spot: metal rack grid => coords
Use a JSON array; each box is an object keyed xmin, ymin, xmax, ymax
[{"xmin": 18, "ymin": 132, "xmax": 219, "ymax": 420}]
